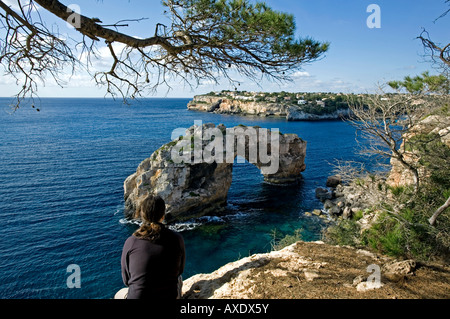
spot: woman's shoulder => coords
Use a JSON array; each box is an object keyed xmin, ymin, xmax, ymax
[
  {"xmin": 162, "ymin": 227, "xmax": 184, "ymax": 244},
  {"xmin": 125, "ymin": 234, "xmax": 145, "ymax": 246},
  {"xmin": 162, "ymin": 226, "xmax": 183, "ymax": 238},
  {"xmin": 122, "ymin": 235, "xmax": 138, "ymax": 251}
]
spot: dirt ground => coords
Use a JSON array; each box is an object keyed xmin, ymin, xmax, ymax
[
  {"xmin": 245, "ymin": 241, "xmax": 450, "ymax": 299},
  {"xmin": 183, "ymin": 241, "xmax": 450, "ymax": 299}
]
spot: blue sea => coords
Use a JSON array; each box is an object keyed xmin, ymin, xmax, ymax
[{"xmin": 0, "ymin": 97, "xmax": 368, "ymax": 299}]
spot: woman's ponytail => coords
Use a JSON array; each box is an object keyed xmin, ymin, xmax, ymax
[{"xmin": 133, "ymin": 194, "xmax": 166, "ymax": 241}]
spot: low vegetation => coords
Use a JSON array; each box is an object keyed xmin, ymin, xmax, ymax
[
  {"xmin": 322, "ymin": 72, "xmax": 450, "ymax": 263},
  {"xmin": 273, "ymin": 72, "xmax": 449, "ymax": 264},
  {"xmin": 323, "ymin": 177, "xmax": 450, "ymax": 262},
  {"xmin": 270, "ymin": 228, "xmax": 305, "ymax": 251}
]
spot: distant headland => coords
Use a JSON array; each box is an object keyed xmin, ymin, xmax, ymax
[{"xmin": 187, "ymin": 90, "xmax": 354, "ymax": 121}]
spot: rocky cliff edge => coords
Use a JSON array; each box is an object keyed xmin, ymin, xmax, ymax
[
  {"xmin": 187, "ymin": 95, "xmax": 350, "ymax": 121},
  {"xmin": 182, "ymin": 240, "xmax": 450, "ymax": 299}
]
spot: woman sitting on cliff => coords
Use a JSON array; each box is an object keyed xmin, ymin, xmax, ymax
[{"xmin": 118, "ymin": 194, "xmax": 185, "ymax": 299}]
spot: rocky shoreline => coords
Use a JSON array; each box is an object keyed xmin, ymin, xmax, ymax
[
  {"xmin": 312, "ymin": 174, "xmax": 385, "ymax": 225},
  {"xmin": 312, "ymin": 114, "xmax": 450, "ymax": 226},
  {"xmin": 187, "ymin": 95, "xmax": 350, "ymax": 121}
]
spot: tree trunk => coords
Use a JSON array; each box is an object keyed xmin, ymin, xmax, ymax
[
  {"xmin": 429, "ymin": 196, "xmax": 450, "ymax": 226},
  {"xmin": 411, "ymin": 167, "xmax": 420, "ymax": 193}
]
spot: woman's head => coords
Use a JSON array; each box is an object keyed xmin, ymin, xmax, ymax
[
  {"xmin": 139, "ymin": 194, "xmax": 166, "ymax": 224},
  {"xmin": 134, "ymin": 194, "xmax": 166, "ymax": 241}
]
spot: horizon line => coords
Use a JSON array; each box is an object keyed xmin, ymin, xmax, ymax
[{"xmin": 0, "ymin": 96, "xmax": 195, "ymax": 99}]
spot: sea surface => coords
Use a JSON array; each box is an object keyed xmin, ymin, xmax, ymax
[{"xmin": 0, "ymin": 97, "xmax": 371, "ymax": 299}]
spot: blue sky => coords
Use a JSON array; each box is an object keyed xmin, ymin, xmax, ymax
[{"xmin": 0, "ymin": 0, "xmax": 449, "ymax": 98}]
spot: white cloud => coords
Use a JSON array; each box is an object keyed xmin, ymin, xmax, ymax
[
  {"xmin": 398, "ymin": 65, "xmax": 417, "ymax": 71},
  {"xmin": 78, "ymin": 42, "xmax": 128, "ymax": 70},
  {"xmin": 65, "ymin": 73, "xmax": 96, "ymax": 88},
  {"xmin": 0, "ymin": 74, "xmax": 17, "ymax": 85},
  {"xmin": 199, "ymin": 79, "xmax": 217, "ymax": 86},
  {"xmin": 291, "ymin": 71, "xmax": 311, "ymax": 78}
]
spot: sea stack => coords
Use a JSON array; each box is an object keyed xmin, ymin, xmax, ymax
[{"xmin": 123, "ymin": 123, "xmax": 307, "ymax": 222}]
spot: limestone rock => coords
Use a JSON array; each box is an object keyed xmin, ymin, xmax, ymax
[
  {"xmin": 286, "ymin": 107, "xmax": 351, "ymax": 121},
  {"xmin": 326, "ymin": 175, "xmax": 342, "ymax": 188},
  {"xmin": 312, "ymin": 209, "xmax": 322, "ymax": 216},
  {"xmin": 315, "ymin": 187, "xmax": 332, "ymax": 201},
  {"xmin": 329, "ymin": 205, "xmax": 343, "ymax": 216},
  {"xmin": 323, "ymin": 199, "xmax": 334, "ymax": 209},
  {"xmin": 303, "ymin": 269, "xmax": 319, "ymax": 282},
  {"xmin": 319, "ymin": 174, "xmax": 388, "ymax": 225},
  {"xmin": 124, "ymin": 123, "xmax": 307, "ymax": 221},
  {"xmin": 342, "ymin": 206, "xmax": 352, "ymax": 219},
  {"xmin": 380, "ymin": 260, "xmax": 416, "ymax": 283},
  {"xmin": 352, "ymin": 275, "xmax": 365, "ymax": 286},
  {"xmin": 182, "ymin": 242, "xmax": 331, "ymax": 299},
  {"xmin": 382, "ymin": 260, "xmax": 416, "ymax": 277},
  {"xmin": 356, "ymin": 281, "xmax": 383, "ymax": 292},
  {"xmin": 182, "ymin": 243, "xmax": 297, "ymax": 299},
  {"xmin": 387, "ymin": 115, "xmax": 450, "ymax": 188},
  {"xmin": 188, "ymin": 96, "xmax": 290, "ymax": 117},
  {"xmin": 187, "ymin": 95, "xmax": 351, "ymax": 121},
  {"xmin": 357, "ymin": 211, "xmax": 380, "ymax": 233}
]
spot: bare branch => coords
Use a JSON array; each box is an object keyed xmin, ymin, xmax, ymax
[
  {"xmin": 429, "ymin": 196, "xmax": 450, "ymax": 226},
  {"xmin": 0, "ymin": 0, "xmax": 78, "ymax": 110},
  {"xmin": 344, "ymin": 86, "xmax": 443, "ymax": 192},
  {"xmin": 417, "ymin": 29, "xmax": 450, "ymax": 75},
  {"xmin": 1, "ymin": 0, "xmax": 328, "ymax": 108}
]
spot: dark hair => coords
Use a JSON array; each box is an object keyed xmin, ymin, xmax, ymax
[{"xmin": 133, "ymin": 194, "xmax": 166, "ymax": 241}]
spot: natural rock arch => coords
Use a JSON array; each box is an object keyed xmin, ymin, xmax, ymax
[{"xmin": 123, "ymin": 123, "xmax": 307, "ymax": 222}]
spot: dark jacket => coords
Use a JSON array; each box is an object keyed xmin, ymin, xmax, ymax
[{"xmin": 121, "ymin": 227, "xmax": 185, "ymax": 299}]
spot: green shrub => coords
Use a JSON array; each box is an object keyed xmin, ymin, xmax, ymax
[
  {"xmin": 361, "ymin": 209, "xmax": 446, "ymax": 261},
  {"xmin": 390, "ymin": 185, "xmax": 405, "ymax": 197},
  {"xmin": 362, "ymin": 212, "xmax": 405, "ymax": 257},
  {"xmin": 322, "ymin": 219, "xmax": 361, "ymax": 247},
  {"xmin": 270, "ymin": 228, "xmax": 304, "ymax": 251},
  {"xmin": 330, "ymin": 104, "xmax": 450, "ymax": 261},
  {"xmin": 353, "ymin": 210, "xmax": 364, "ymax": 221}
]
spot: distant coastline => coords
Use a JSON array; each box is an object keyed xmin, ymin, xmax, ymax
[{"xmin": 187, "ymin": 90, "xmax": 353, "ymax": 121}]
